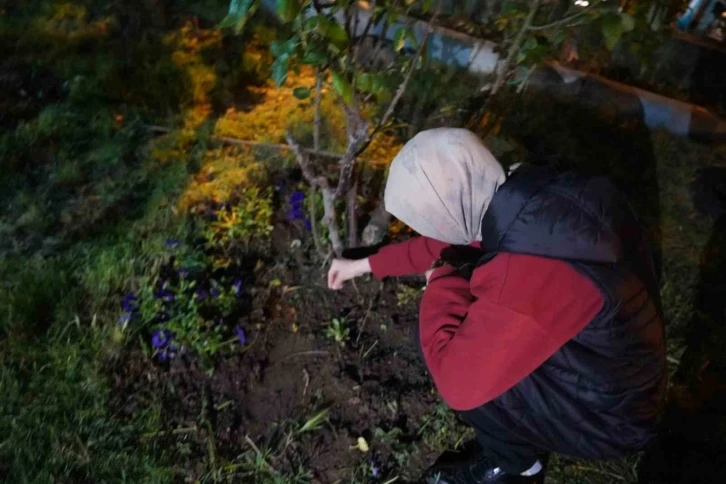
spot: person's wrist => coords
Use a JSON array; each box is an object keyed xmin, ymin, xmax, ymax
[{"xmin": 356, "ymin": 257, "xmax": 371, "ymax": 276}]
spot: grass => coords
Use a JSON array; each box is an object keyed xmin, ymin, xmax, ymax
[{"xmin": 2, "ymin": 1, "xmax": 726, "ymax": 483}]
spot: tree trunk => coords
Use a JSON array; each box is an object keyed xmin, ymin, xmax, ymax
[{"xmin": 321, "ymin": 188, "xmax": 344, "ymax": 257}]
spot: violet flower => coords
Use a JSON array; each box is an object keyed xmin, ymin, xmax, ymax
[
  {"xmin": 165, "ymin": 238, "xmax": 182, "ymax": 248},
  {"xmin": 151, "ymin": 328, "xmax": 177, "ymax": 360},
  {"xmin": 195, "ymin": 289, "xmax": 208, "ymax": 302},
  {"xmin": 154, "ymin": 289, "xmax": 175, "ymax": 302},
  {"xmin": 121, "ymin": 292, "xmax": 138, "ymax": 312},
  {"xmin": 177, "ymin": 267, "xmax": 190, "ymax": 277},
  {"xmin": 231, "ymin": 279, "xmax": 243, "ymax": 296},
  {"xmin": 210, "ymin": 287, "xmax": 221, "ymax": 298},
  {"xmin": 235, "ymin": 325, "xmax": 246, "ymax": 345},
  {"xmin": 117, "ymin": 312, "xmax": 132, "ymax": 325},
  {"xmin": 370, "ymin": 460, "xmax": 380, "ymax": 479},
  {"xmin": 287, "ymin": 191, "xmax": 306, "ymax": 221}
]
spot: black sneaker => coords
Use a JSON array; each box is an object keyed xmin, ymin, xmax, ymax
[{"xmin": 425, "ymin": 452, "xmax": 545, "ymax": 484}]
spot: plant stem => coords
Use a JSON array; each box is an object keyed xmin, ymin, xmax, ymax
[
  {"xmin": 310, "ymin": 70, "xmax": 325, "ymax": 256},
  {"xmin": 346, "ymin": 173, "xmax": 359, "ymax": 247},
  {"xmin": 492, "ymin": 0, "xmax": 541, "ymax": 95}
]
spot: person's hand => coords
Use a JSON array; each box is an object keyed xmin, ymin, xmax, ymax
[{"xmin": 328, "ymin": 258, "xmax": 372, "ymax": 290}]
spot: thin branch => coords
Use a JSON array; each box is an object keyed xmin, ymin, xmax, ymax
[
  {"xmin": 369, "ymin": 16, "xmax": 391, "ymax": 67},
  {"xmin": 358, "ymin": 0, "xmax": 377, "ymax": 41},
  {"xmin": 492, "ymin": 0, "xmax": 541, "ymax": 94},
  {"xmin": 310, "ymin": 70, "xmax": 325, "ymax": 256},
  {"xmin": 346, "ymin": 173, "xmax": 359, "ymax": 247},
  {"xmin": 145, "ymin": 125, "xmax": 384, "ymax": 164},
  {"xmin": 528, "ymin": 0, "xmax": 604, "ymax": 31},
  {"xmin": 369, "ymin": 2, "xmax": 442, "ymax": 142},
  {"xmin": 285, "ymin": 132, "xmax": 329, "ymax": 188},
  {"xmin": 322, "ymin": 187, "xmax": 344, "ymax": 256}
]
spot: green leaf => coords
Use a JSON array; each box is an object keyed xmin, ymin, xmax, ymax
[
  {"xmin": 405, "ymin": 25, "xmax": 418, "ymax": 49},
  {"xmin": 356, "ymin": 72, "xmax": 373, "ymax": 93},
  {"xmin": 271, "ymin": 57, "xmax": 289, "ymax": 86},
  {"xmin": 270, "ymin": 40, "xmax": 286, "ymax": 57},
  {"xmin": 601, "ymin": 12, "xmax": 623, "ymax": 51},
  {"xmin": 393, "ymin": 28, "xmax": 406, "ymax": 52},
  {"xmin": 422, "ymin": 0, "xmax": 434, "ymax": 13},
  {"xmin": 620, "ymin": 12, "xmax": 635, "ymax": 33},
  {"xmin": 270, "ymin": 36, "xmax": 299, "ymax": 58},
  {"xmin": 301, "ymin": 49, "xmax": 327, "ymax": 65},
  {"xmin": 331, "ymin": 70, "xmax": 353, "ymax": 104},
  {"xmin": 293, "ymin": 87, "xmax": 310, "ymax": 99},
  {"xmin": 218, "ymin": 0, "xmax": 259, "ymax": 34},
  {"xmin": 276, "ymin": 0, "xmax": 301, "ymax": 23},
  {"xmin": 298, "ymin": 409, "xmax": 329, "ymax": 434},
  {"xmin": 357, "ymin": 72, "xmax": 387, "ymax": 96},
  {"xmin": 324, "ymin": 21, "xmax": 349, "ymax": 50}
]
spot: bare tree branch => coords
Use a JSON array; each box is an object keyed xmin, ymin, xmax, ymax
[
  {"xmin": 322, "ymin": 187, "xmax": 344, "ymax": 256},
  {"xmin": 145, "ymin": 125, "xmax": 386, "ymax": 164},
  {"xmin": 285, "ymin": 132, "xmax": 329, "ymax": 189},
  {"xmin": 310, "ymin": 70, "xmax": 325, "ymax": 255}
]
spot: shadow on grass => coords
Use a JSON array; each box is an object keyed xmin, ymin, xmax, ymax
[{"xmin": 639, "ymin": 168, "xmax": 726, "ymax": 483}]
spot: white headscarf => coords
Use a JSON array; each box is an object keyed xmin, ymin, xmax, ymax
[{"xmin": 384, "ymin": 128, "xmax": 506, "ymax": 245}]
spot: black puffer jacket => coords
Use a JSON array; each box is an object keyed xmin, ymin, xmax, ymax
[{"xmin": 474, "ymin": 165, "xmax": 667, "ymax": 460}]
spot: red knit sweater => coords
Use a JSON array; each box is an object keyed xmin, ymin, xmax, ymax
[{"xmin": 368, "ymin": 237, "xmax": 604, "ymax": 411}]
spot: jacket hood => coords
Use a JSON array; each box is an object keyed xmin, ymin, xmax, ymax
[{"xmin": 480, "ymin": 165, "xmax": 642, "ymax": 264}]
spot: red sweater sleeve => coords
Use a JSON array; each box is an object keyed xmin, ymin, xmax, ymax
[
  {"xmin": 419, "ymin": 253, "xmax": 604, "ymax": 411},
  {"xmin": 368, "ymin": 237, "xmax": 450, "ymax": 279}
]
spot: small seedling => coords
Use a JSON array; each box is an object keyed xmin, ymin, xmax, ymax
[
  {"xmin": 298, "ymin": 409, "xmax": 329, "ymax": 434},
  {"xmin": 325, "ymin": 318, "xmax": 350, "ymax": 346}
]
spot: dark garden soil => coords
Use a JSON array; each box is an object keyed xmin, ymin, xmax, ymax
[{"xmin": 113, "ymin": 224, "xmax": 446, "ymax": 483}]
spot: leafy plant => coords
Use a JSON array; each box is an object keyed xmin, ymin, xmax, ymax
[
  {"xmin": 119, "ymin": 240, "xmax": 248, "ymax": 362},
  {"xmin": 204, "ymin": 186, "xmax": 274, "ymax": 252},
  {"xmin": 489, "ymin": 0, "xmax": 668, "ymax": 95},
  {"xmin": 221, "ymin": 0, "xmax": 442, "ymax": 255},
  {"xmin": 325, "ymin": 317, "xmax": 350, "ymax": 346}
]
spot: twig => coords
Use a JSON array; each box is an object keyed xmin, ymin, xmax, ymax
[
  {"xmin": 492, "ymin": 0, "xmax": 541, "ymax": 94},
  {"xmin": 310, "ymin": 70, "xmax": 326, "ymax": 256},
  {"xmin": 367, "ymin": 1, "xmax": 443, "ymax": 143},
  {"xmin": 146, "ymin": 124, "xmax": 383, "ymax": 164},
  {"xmin": 285, "ymin": 132, "xmax": 329, "ymax": 189},
  {"xmin": 346, "ymin": 174, "xmax": 359, "ymax": 247},
  {"xmin": 355, "ymin": 293, "xmax": 378, "ymax": 348},
  {"xmin": 244, "ymin": 435, "xmax": 279, "ymax": 474},
  {"xmin": 516, "ymin": 65, "xmax": 537, "ymax": 94},
  {"xmin": 528, "ymin": 0, "xmax": 603, "ymax": 31},
  {"xmin": 362, "ymin": 340, "xmax": 378, "ymax": 360}
]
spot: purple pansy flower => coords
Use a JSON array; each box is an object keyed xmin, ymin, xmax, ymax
[
  {"xmin": 151, "ymin": 328, "xmax": 177, "ymax": 360},
  {"xmin": 154, "ymin": 289, "xmax": 175, "ymax": 302},
  {"xmin": 165, "ymin": 238, "xmax": 182, "ymax": 248},
  {"xmin": 287, "ymin": 191, "xmax": 306, "ymax": 221},
  {"xmin": 370, "ymin": 460, "xmax": 380, "ymax": 479},
  {"xmin": 235, "ymin": 325, "xmax": 246, "ymax": 345},
  {"xmin": 121, "ymin": 292, "xmax": 138, "ymax": 312}
]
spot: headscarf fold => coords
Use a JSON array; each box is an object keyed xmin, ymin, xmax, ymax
[{"xmin": 384, "ymin": 128, "xmax": 506, "ymax": 245}]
